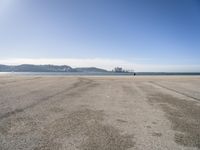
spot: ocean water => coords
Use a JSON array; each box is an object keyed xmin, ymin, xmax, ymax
[
  {"xmin": 1, "ymin": 72, "xmax": 200, "ymax": 76},
  {"xmin": 0, "ymin": 72, "xmax": 136, "ymax": 76}
]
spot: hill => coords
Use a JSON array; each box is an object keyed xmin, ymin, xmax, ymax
[{"xmin": 0, "ymin": 64, "xmax": 108, "ymax": 73}]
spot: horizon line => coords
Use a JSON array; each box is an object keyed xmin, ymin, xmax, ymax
[{"xmin": 0, "ymin": 58, "xmax": 200, "ymax": 72}]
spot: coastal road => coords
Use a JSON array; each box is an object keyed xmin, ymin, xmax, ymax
[{"xmin": 0, "ymin": 76, "xmax": 200, "ymax": 150}]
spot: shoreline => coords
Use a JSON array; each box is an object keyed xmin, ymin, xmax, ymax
[{"xmin": 1, "ymin": 72, "xmax": 200, "ymax": 76}]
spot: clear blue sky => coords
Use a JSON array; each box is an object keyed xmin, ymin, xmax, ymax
[{"xmin": 0, "ymin": 0, "xmax": 200, "ymax": 71}]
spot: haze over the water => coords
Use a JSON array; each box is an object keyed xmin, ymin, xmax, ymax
[{"xmin": 0, "ymin": 0, "xmax": 200, "ymax": 72}]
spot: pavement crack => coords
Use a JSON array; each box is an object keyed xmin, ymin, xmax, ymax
[{"xmin": 149, "ymin": 81, "xmax": 200, "ymax": 102}]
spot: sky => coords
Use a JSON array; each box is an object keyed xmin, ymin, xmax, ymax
[{"xmin": 0, "ymin": 0, "xmax": 200, "ymax": 72}]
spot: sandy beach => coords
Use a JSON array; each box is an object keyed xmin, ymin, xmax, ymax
[{"xmin": 0, "ymin": 75, "xmax": 200, "ymax": 150}]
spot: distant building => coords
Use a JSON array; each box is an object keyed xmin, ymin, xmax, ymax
[
  {"xmin": 114, "ymin": 67, "xmax": 123, "ymax": 72},
  {"xmin": 113, "ymin": 67, "xmax": 136, "ymax": 75}
]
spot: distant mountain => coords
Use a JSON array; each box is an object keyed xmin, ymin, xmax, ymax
[
  {"xmin": 0, "ymin": 64, "xmax": 108, "ymax": 72},
  {"xmin": 74, "ymin": 67, "xmax": 108, "ymax": 72},
  {"xmin": 0, "ymin": 65, "xmax": 12, "ymax": 72},
  {"xmin": 14, "ymin": 64, "xmax": 73, "ymax": 72}
]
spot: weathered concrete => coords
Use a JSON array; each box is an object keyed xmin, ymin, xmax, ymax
[{"xmin": 0, "ymin": 75, "xmax": 200, "ymax": 150}]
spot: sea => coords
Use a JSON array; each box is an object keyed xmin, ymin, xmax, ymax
[{"xmin": 0, "ymin": 72, "xmax": 200, "ymax": 76}]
